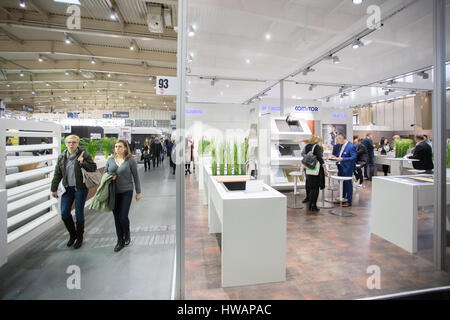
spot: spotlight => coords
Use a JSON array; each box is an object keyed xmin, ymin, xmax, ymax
[
  {"xmin": 353, "ymin": 0, "xmax": 363, "ymax": 4},
  {"xmin": 130, "ymin": 43, "xmax": 135, "ymax": 51},
  {"xmin": 245, "ymin": 58, "xmax": 251, "ymax": 64},
  {"xmin": 19, "ymin": 0, "xmax": 25, "ymax": 8},
  {"xmin": 38, "ymin": 55, "xmax": 44, "ymax": 62},
  {"xmin": 187, "ymin": 53, "xmax": 194, "ymax": 63},
  {"xmin": 352, "ymin": 39, "xmax": 364, "ymax": 49},
  {"xmin": 45, "ymin": 82, "xmax": 50, "ymax": 86},
  {"xmin": 6, "ymin": 83, "xmax": 11, "ymax": 88},
  {"xmin": 308, "ymin": 84, "xmax": 316, "ymax": 91},
  {"xmin": 19, "ymin": 71, "xmax": 24, "ymax": 77},
  {"xmin": 148, "ymin": 76, "xmax": 153, "ymax": 80},
  {"xmin": 107, "ymin": 73, "xmax": 112, "ymax": 78},
  {"xmin": 110, "ymin": 11, "xmax": 117, "ymax": 20},
  {"xmin": 65, "ymin": 36, "xmax": 71, "ymax": 44},
  {"xmin": 417, "ymin": 71, "xmax": 429, "ymax": 80},
  {"xmin": 386, "ymin": 80, "xmax": 397, "ymax": 86},
  {"xmin": 265, "ymin": 33, "xmax": 271, "ymax": 40},
  {"xmin": 187, "ymin": 26, "xmax": 195, "ymax": 37},
  {"xmin": 31, "ymin": 90, "xmax": 36, "ymax": 95},
  {"xmin": 332, "ymin": 56, "xmax": 341, "ymax": 64},
  {"xmin": 302, "ymin": 67, "xmax": 315, "ymax": 76},
  {"xmin": 119, "ymin": 82, "xmax": 123, "ymax": 87},
  {"xmin": 65, "ymin": 71, "xmax": 70, "ymax": 75},
  {"xmin": 90, "ymin": 57, "xmax": 95, "ymax": 64}
]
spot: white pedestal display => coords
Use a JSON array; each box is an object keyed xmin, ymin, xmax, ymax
[
  {"xmin": 207, "ymin": 171, "xmax": 286, "ymax": 287},
  {"xmin": 371, "ymin": 175, "xmax": 450, "ymax": 253}
]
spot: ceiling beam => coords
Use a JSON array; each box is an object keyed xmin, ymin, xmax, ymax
[
  {"xmin": 0, "ymin": 40, "xmax": 176, "ymax": 64},
  {"xmin": 109, "ymin": 0, "xmax": 126, "ymax": 31},
  {"xmin": 27, "ymin": 0, "xmax": 49, "ymax": 20},
  {"xmin": 148, "ymin": 0, "xmax": 178, "ymax": 5},
  {"xmin": 0, "ymin": 26, "xmax": 23, "ymax": 44},
  {"xmin": 1, "ymin": 72, "xmax": 156, "ymax": 84},
  {"xmin": 0, "ymin": 10, "xmax": 177, "ymax": 41},
  {"xmin": 0, "ymin": 59, "xmax": 176, "ymax": 77}
]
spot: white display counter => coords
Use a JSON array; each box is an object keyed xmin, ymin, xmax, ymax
[
  {"xmin": 204, "ymin": 164, "xmax": 286, "ymax": 287},
  {"xmin": 374, "ymin": 154, "xmax": 416, "ymax": 175},
  {"xmin": 371, "ymin": 175, "xmax": 450, "ymax": 253}
]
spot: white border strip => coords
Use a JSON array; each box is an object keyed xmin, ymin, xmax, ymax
[
  {"xmin": 358, "ymin": 285, "xmax": 450, "ymax": 300},
  {"xmin": 170, "ymin": 244, "xmax": 177, "ymax": 300}
]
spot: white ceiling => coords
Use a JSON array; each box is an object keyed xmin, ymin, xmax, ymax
[{"xmin": 186, "ymin": 0, "xmax": 450, "ymax": 107}]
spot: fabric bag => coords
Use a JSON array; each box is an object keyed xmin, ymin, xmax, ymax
[
  {"xmin": 302, "ymin": 144, "xmax": 318, "ymax": 169},
  {"xmin": 305, "ymin": 161, "xmax": 320, "ymax": 176},
  {"xmin": 80, "ymin": 151, "xmax": 102, "ymax": 189}
]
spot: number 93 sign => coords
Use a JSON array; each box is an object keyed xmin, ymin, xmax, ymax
[{"xmin": 156, "ymin": 76, "xmax": 178, "ymax": 95}]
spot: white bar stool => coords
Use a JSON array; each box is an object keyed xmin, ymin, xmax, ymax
[
  {"xmin": 329, "ymin": 175, "xmax": 354, "ymax": 217},
  {"xmin": 325, "ymin": 167, "xmax": 339, "ymax": 203},
  {"xmin": 287, "ymin": 171, "xmax": 304, "ymax": 209}
]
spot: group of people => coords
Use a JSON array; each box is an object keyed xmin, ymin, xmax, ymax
[
  {"xmin": 301, "ymin": 132, "xmax": 434, "ymax": 211},
  {"xmin": 302, "ymin": 133, "xmax": 357, "ymax": 211},
  {"xmin": 141, "ymin": 136, "xmax": 175, "ymax": 172},
  {"xmin": 51, "ymin": 135, "xmax": 141, "ymax": 253}
]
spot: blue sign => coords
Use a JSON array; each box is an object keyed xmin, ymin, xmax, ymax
[
  {"xmin": 294, "ymin": 106, "xmax": 319, "ymax": 112},
  {"xmin": 261, "ymin": 106, "xmax": 281, "ymax": 111},
  {"xmin": 113, "ymin": 111, "xmax": 129, "ymax": 118},
  {"xmin": 332, "ymin": 113, "xmax": 347, "ymax": 119},
  {"xmin": 185, "ymin": 109, "xmax": 203, "ymax": 114},
  {"xmin": 102, "ymin": 114, "xmax": 113, "ymax": 119},
  {"xmin": 67, "ymin": 112, "xmax": 78, "ymax": 118}
]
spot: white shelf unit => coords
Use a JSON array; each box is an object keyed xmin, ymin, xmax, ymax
[
  {"xmin": 0, "ymin": 119, "xmax": 61, "ymax": 264},
  {"xmin": 259, "ymin": 116, "xmax": 312, "ymax": 190}
]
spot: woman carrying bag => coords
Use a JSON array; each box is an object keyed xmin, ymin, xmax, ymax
[
  {"xmin": 301, "ymin": 135, "xmax": 328, "ymax": 212},
  {"xmin": 104, "ymin": 140, "xmax": 142, "ymax": 252},
  {"xmin": 378, "ymin": 137, "xmax": 390, "ymax": 176}
]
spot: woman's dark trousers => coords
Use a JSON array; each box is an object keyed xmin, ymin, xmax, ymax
[{"xmin": 113, "ymin": 190, "xmax": 133, "ymax": 243}]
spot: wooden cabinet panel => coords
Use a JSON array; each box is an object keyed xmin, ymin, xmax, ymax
[
  {"xmin": 403, "ymin": 97, "xmax": 415, "ymax": 130},
  {"xmin": 393, "ymin": 99, "xmax": 404, "ymax": 130}
]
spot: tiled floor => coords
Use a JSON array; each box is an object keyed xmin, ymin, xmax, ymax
[{"xmin": 185, "ymin": 174, "xmax": 450, "ymax": 300}]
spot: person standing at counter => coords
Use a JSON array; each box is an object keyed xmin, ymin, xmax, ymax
[
  {"xmin": 378, "ymin": 137, "xmax": 390, "ymax": 176},
  {"xmin": 333, "ymin": 134, "xmax": 357, "ymax": 207},
  {"xmin": 302, "ymin": 135, "xmax": 328, "ymax": 212},
  {"xmin": 353, "ymin": 138, "xmax": 368, "ymax": 187},
  {"xmin": 105, "ymin": 140, "xmax": 142, "ymax": 252},
  {"xmin": 361, "ymin": 133, "xmax": 375, "ymax": 181},
  {"xmin": 51, "ymin": 134, "xmax": 97, "ymax": 249},
  {"xmin": 407, "ymin": 135, "xmax": 434, "ymax": 174}
]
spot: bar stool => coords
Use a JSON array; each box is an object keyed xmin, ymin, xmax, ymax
[
  {"xmin": 318, "ymin": 167, "xmax": 334, "ymax": 209},
  {"xmin": 329, "ymin": 176, "xmax": 354, "ymax": 217},
  {"xmin": 287, "ymin": 171, "xmax": 304, "ymax": 209},
  {"xmin": 325, "ymin": 166, "xmax": 339, "ymax": 203}
]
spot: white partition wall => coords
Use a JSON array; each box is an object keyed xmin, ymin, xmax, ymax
[{"xmin": 0, "ymin": 119, "xmax": 61, "ymax": 262}]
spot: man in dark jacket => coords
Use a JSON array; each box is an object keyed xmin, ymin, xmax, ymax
[
  {"xmin": 408, "ymin": 135, "xmax": 434, "ymax": 173},
  {"xmin": 361, "ymin": 133, "xmax": 375, "ymax": 181},
  {"xmin": 150, "ymin": 136, "xmax": 162, "ymax": 168},
  {"xmin": 166, "ymin": 138, "xmax": 174, "ymax": 168},
  {"xmin": 51, "ymin": 134, "xmax": 97, "ymax": 249},
  {"xmin": 354, "ymin": 138, "xmax": 368, "ymax": 186}
]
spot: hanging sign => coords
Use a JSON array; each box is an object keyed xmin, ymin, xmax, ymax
[
  {"xmin": 156, "ymin": 76, "xmax": 178, "ymax": 95},
  {"xmin": 113, "ymin": 111, "xmax": 129, "ymax": 118}
]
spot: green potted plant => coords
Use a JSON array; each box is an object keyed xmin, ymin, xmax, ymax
[
  {"xmin": 395, "ymin": 139, "xmax": 413, "ymax": 158},
  {"xmin": 211, "ymin": 141, "xmax": 217, "ymax": 176},
  {"xmin": 219, "ymin": 141, "xmax": 225, "ymax": 176},
  {"xmin": 234, "ymin": 141, "xmax": 239, "ymax": 175},
  {"xmin": 226, "ymin": 141, "xmax": 233, "ymax": 175},
  {"xmin": 61, "ymin": 136, "xmax": 67, "ymax": 153},
  {"xmin": 101, "ymin": 137, "xmax": 114, "ymax": 158},
  {"xmin": 240, "ymin": 138, "xmax": 248, "ymax": 175}
]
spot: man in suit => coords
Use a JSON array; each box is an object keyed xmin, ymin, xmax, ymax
[
  {"xmin": 408, "ymin": 135, "xmax": 433, "ymax": 173},
  {"xmin": 361, "ymin": 133, "xmax": 375, "ymax": 181},
  {"xmin": 334, "ymin": 134, "xmax": 357, "ymax": 207}
]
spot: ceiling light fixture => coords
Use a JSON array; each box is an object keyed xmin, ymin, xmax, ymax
[
  {"xmin": 187, "ymin": 53, "xmax": 194, "ymax": 63},
  {"xmin": 187, "ymin": 26, "xmax": 195, "ymax": 37},
  {"xmin": 417, "ymin": 71, "xmax": 429, "ymax": 79},
  {"xmin": 110, "ymin": 10, "xmax": 117, "ymax": 20},
  {"xmin": 352, "ymin": 0, "xmax": 363, "ymax": 4},
  {"xmin": 265, "ymin": 33, "xmax": 271, "ymax": 40},
  {"xmin": 90, "ymin": 57, "xmax": 95, "ymax": 64},
  {"xmin": 130, "ymin": 43, "xmax": 135, "ymax": 51},
  {"xmin": 6, "ymin": 83, "xmax": 11, "ymax": 88},
  {"xmin": 19, "ymin": 0, "xmax": 26, "ymax": 8},
  {"xmin": 107, "ymin": 73, "xmax": 112, "ymax": 78},
  {"xmin": 245, "ymin": 58, "xmax": 251, "ymax": 64},
  {"xmin": 352, "ymin": 39, "xmax": 364, "ymax": 49},
  {"xmin": 31, "ymin": 90, "xmax": 36, "ymax": 95},
  {"xmin": 65, "ymin": 71, "xmax": 70, "ymax": 75},
  {"xmin": 302, "ymin": 67, "xmax": 315, "ymax": 76},
  {"xmin": 38, "ymin": 55, "xmax": 44, "ymax": 62},
  {"xmin": 19, "ymin": 71, "xmax": 24, "ymax": 77},
  {"xmin": 45, "ymin": 82, "xmax": 50, "ymax": 86},
  {"xmin": 65, "ymin": 36, "xmax": 71, "ymax": 44},
  {"xmin": 332, "ymin": 55, "xmax": 341, "ymax": 64},
  {"xmin": 309, "ymin": 84, "xmax": 316, "ymax": 91}
]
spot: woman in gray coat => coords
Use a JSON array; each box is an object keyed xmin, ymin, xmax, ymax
[{"xmin": 105, "ymin": 140, "xmax": 141, "ymax": 252}]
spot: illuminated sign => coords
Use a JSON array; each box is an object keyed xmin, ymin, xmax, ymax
[
  {"xmin": 332, "ymin": 113, "xmax": 347, "ymax": 119},
  {"xmin": 261, "ymin": 106, "xmax": 281, "ymax": 111},
  {"xmin": 185, "ymin": 109, "xmax": 203, "ymax": 114},
  {"xmin": 294, "ymin": 106, "xmax": 319, "ymax": 112}
]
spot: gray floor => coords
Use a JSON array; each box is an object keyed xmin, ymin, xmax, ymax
[{"xmin": 0, "ymin": 160, "xmax": 176, "ymax": 300}]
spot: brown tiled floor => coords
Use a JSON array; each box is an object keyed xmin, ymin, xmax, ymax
[{"xmin": 185, "ymin": 174, "xmax": 450, "ymax": 300}]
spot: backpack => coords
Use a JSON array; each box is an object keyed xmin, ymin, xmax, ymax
[{"xmin": 301, "ymin": 144, "xmax": 318, "ymax": 169}]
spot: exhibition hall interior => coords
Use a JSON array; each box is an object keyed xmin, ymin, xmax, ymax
[{"xmin": 0, "ymin": 0, "xmax": 449, "ymax": 300}]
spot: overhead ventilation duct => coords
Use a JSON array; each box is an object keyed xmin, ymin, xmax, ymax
[{"xmin": 146, "ymin": 4, "xmax": 164, "ymax": 34}]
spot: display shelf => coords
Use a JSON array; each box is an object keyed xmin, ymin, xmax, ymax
[{"xmin": 7, "ymin": 198, "xmax": 58, "ymax": 228}]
